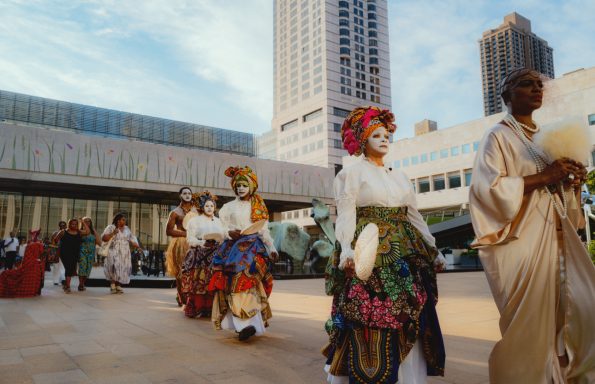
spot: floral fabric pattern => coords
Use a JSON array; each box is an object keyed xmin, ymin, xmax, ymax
[{"xmin": 324, "ymin": 206, "xmax": 445, "ymax": 379}]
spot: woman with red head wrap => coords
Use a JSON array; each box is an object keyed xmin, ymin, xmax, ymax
[
  {"xmin": 323, "ymin": 106, "xmax": 446, "ymax": 383},
  {"xmin": 209, "ymin": 166, "xmax": 278, "ymax": 341}
]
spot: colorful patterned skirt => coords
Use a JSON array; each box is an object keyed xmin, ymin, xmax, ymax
[
  {"xmin": 181, "ymin": 241, "xmax": 217, "ymax": 318},
  {"xmin": 323, "ymin": 206, "xmax": 445, "ymax": 383},
  {"xmin": 208, "ymin": 234, "xmax": 274, "ymax": 330}
]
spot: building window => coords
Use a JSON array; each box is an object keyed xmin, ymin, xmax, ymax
[
  {"xmin": 411, "ymin": 155, "xmax": 419, "ymax": 165},
  {"xmin": 418, "ymin": 177, "xmax": 430, "ymax": 193},
  {"xmin": 340, "ymin": 37, "xmax": 350, "ymax": 45},
  {"xmin": 473, "ymin": 141, "xmax": 480, "ymax": 151},
  {"xmin": 448, "ymin": 172, "xmax": 461, "ymax": 188},
  {"xmin": 303, "ymin": 108, "xmax": 322, "ymax": 122},
  {"xmin": 393, "ymin": 160, "xmax": 400, "ymax": 169},
  {"xmin": 369, "ymin": 57, "xmax": 378, "ymax": 65},
  {"xmin": 281, "ymin": 119, "xmax": 298, "ymax": 132},
  {"xmin": 451, "ymin": 146, "xmax": 459, "ymax": 156},
  {"xmin": 433, "ymin": 175, "xmax": 445, "ymax": 191},
  {"xmin": 333, "ymin": 107, "xmax": 351, "ymax": 118},
  {"xmin": 340, "ymin": 28, "xmax": 350, "ymax": 36},
  {"xmin": 462, "ymin": 143, "xmax": 470, "ymax": 154},
  {"xmin": 430, "ymin": 151, "xmax": 437, "ymax": 161},
  {"xmin": 440, "ymin": 149, "xmax": 448, "ymax": 159},
  {"xmin": 464, "ymin": 169, "xmax": 473, "ymax": 186},
  {"xmin": 589, "ymin": 114, "xmax": 595, "ymax": 126},
  {"xmin": 420, "ymin": 153, "xmax": 427, "ymax": 163},
  {"xmin": 339, "ymin": 1, "xmax": 349, "ymax": 8},
  {"xmin": 333, "ymin": 123, "xmax": 342, "ymax": 132},
  {"xmin": 402, "ymin": 158, "xmax": 409, "ymax": 167}
]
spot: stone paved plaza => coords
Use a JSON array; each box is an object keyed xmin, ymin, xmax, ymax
[{"xmin": 0, "ymin": 272, "xmax": 499, "ymax": 384}]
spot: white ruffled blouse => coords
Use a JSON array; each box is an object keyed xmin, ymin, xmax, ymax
[
  {"xmin": 335, "ymin": 158, "xmax": 436, "ymax": 261},
  {"xmin": 218, "ymin": 198, "xmax": 277, "ymax": 254},
  {"xmin": 186, "ymin": 214, "xmax": 226, "ymax": 248}
]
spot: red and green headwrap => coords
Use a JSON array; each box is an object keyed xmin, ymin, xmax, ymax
[
  {"xmin": 341, "ymin": 106, "xmax": 396, "ymax": 156},
  {"xmin": 224, "ymin": 166, "xmax": 269, "ymax": 222}
]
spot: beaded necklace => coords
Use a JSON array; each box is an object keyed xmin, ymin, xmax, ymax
[{"xmin": 504, "ymin": 114, "xmax": 568, "ymax": 219}]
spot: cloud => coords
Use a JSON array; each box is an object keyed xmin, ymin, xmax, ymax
[{"xmin": 0, "ymin": 0, "xmax": 273, "ymax": 134}]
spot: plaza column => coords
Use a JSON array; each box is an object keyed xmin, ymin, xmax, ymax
[
  {"xmin": 151, "ymin": 204, "xmax": 159, "ymax": 247},
  {"xmin": 85, "ymin": 200, "xmax": 93, "ymax": 218},
  {"xmin": 130, "ymin": 203, "xmax": 138, "ymax": 235},
  {"xmin": 31, "ymin": 196, "xmax": 42, "ymax": 230},
  {"xmin": 3, "ymin": 194, "xmax": 15, "ymax": 237},
  {"xmin": 107, "ymin": 201, "xmax": 114, "ymax": 223},
  {"xmin": 60, "ymin": 198, "xmax": 68, "ymax": 221}
]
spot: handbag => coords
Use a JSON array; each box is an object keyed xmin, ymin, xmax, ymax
[{"xmin": 97, "ymin": 237, "xmax": 113, "ymax": 257}]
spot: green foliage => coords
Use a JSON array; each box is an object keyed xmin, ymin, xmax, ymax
[
  {"xmin": 589, "ymin": 240, "xmax": 595, "ymax": 265},
  {"xmin": 586, "ymin": 170, "xmax": 595, "ymax": 194}
]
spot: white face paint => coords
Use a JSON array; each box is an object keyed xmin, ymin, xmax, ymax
[
  {"xmin": 236, "ymin": 183, "xmax": 250, "ymax": 198},
  {"xmin": 203, "ymin": 200, "xmax": 216, "ymax": 217},
  {"xmin": 366, "ymin": 126, "xmax": 390, "ymax": 156},
  {"xmin": 180, "ymin": 189, "xmax": 192, "ymax": 202}
]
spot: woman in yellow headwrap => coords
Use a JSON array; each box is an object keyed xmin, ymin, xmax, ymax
[{"xmin": 208, "ymin": 166, "xmax": 278, "ymax": 341}]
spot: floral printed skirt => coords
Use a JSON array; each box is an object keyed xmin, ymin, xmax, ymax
[
  {"xmin": 323, "ymin": 206, "xmax": 445, "ymax": 381},
  {"xmin": 180, "ymin": 241, "xmax": 217, "ymax": 318}
]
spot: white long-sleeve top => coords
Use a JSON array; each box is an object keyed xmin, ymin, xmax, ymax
[
  {"xmin": 218, "ymin": 198, "xmax": 277, "ymax": 254},
  {"xmin": 186, "ymin": 214, "xmax": 226, "ymax": 247},
  {"xmin": 335, "ymin": 158, "xmax": 436, "ymax": 262}
]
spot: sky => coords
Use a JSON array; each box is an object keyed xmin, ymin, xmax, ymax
[{"xmin": 0, "ymin": 0, "xmax": 594, "ymax": 140}]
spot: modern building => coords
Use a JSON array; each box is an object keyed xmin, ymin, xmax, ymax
[
  {"xmin": 0, "ymin": 90, "xmax": 335, "ymax": 249},
  {"xmin": 479, "ymin": 12, "xmax": 555, "ymax": 116},
  {"xmin": 271, "ymin": 0, "xmax": 392, "ymax": 171},
  {"xmin": 344, "ymin": 67, "xmax": 595, "ymax": 221}
]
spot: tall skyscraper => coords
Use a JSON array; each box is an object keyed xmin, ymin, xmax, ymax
[
  {"xmin": 271, "ymin": 0, "xmax": 392, "ymax": 171},
  {"xmin": 479, "ymin": 12, "xmax": 554, "ymax": 116}
]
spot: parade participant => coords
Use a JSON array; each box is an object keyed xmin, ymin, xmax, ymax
[
  {"xmin": 78, "ymin": 217, "xmax": 100, "ymax": 291},
  {"xmin": 323, "ymin": 106, "xmax": 446, "ymax": 383},
  {"xmin": 55, "ymin": 218, "xmax": 90, "ymax": 293},
  {"xmin": 48, "ymin": 221, "xmax": 66, "ymax": 286},
  {"xmin": 0, "ymin": 229, "xmax": 45, "ymax": 298},
  {"xmin": 182, "ymin": 191, "xmax": 225, "ymax": 318},
  {"xmin": 2, "ymin": 230, "xmax": 18, "ymax": 270},
  {"xmin": 165, "ymin": 187, "xmax": 198, "ymax": 306},
  {"xmin": 102, "ymin": 213, "xmax": 139, "ymax": 294},
  {"xmin": 209, "ymin": 166, "xmax": 278, "ymax": 341},
  {"xmin": 469, "ymin": 68, "xmax": 595, "ymax": 383}
]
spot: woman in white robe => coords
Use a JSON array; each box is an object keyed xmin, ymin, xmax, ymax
[{"xmin": 469, "ymin": 68, "xmax": 595, "ymax": 383}]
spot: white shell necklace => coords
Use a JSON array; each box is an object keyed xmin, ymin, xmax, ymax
[{"xmin": 504, "ymin": 114, "xmax": 568, "ymax": 219}]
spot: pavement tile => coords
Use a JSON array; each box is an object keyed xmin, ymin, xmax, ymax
[
  {"xmin": 19, "ymin": 344, "xmax": 64, "ymax": 357},
  {"xmin": 23, "ymin": 352, "xmax": 78, "ymax": 375},
  {"xmin": 0, "ymin": 348, "xmax": 24, "ymax": 365},
  {"xmin": 61, "ymin": 341, "xmax": 107, "ymax": 357},
  {"xmin": 31, "ymin": 369, "xmax": 90, "ymax": 384}
]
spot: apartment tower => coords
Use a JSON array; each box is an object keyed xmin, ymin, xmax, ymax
[
  {"xmin": 479, "ymin": 12, "xmax": 554, "ymax": 116},
  {"xmin": 271, "ymin": 0, "xmax": 392, "ymax": 172}
]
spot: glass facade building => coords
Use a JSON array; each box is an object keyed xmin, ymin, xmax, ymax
[
  {"xmin": 0, "ymin": 192, "xmax": 177, "ymax": 251},
  {"xmin": 0, "ymin": 89, "xmax": 256, "ymax": 156}
]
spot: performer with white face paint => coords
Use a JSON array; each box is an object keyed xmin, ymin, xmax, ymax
[
  {"xmin": 182, "ymin": 191, "xmax": 225, "ymax": 318},
  {"xmin": 166, "ymin": 187, "xmax": 198, "ymax": 306},
  {"xmin": 208, "ymin": 166, "xmax": 278, "ymax": 341},
  {"xmin": 323, "ymin": 106, "xmax": 446, "ymax": 384}
]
